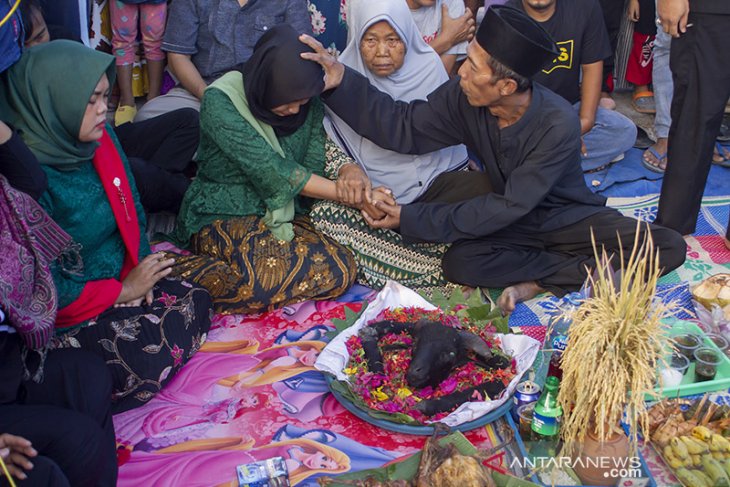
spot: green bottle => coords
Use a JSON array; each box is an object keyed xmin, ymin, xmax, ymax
[{"xmin": 531, "ymin": 375, "xmax": 563, "ymax": 441}]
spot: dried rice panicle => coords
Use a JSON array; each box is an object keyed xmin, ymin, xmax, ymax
[{"xmin": 557, "ymin": 222, "xmax": 678, "ymax": 456}]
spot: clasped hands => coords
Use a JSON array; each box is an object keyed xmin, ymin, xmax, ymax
[{"xmin": 336, "ymin": 164, "xmax": 401, "ymax": 229}]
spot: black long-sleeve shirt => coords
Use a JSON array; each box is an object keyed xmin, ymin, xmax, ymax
[
  {"xmin": 0, "ymin": 128, "xmax": 47, "ymax": 200},
  {"xmin": 322, "ymin": 68, "xmax": 607, "ymax": 244}
]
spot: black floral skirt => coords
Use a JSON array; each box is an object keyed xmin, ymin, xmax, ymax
[
  {"xmin": 170, "ymin": 215, "xmax": 357, "ymax": 315},
  {"xmin": 52, "ymin": 278, "xmax": 212, "ymax": 413}
]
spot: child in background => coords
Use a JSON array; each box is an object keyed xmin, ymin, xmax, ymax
[
  {"xmin": 626, "ymin": 0, "xmax": 656, "ymax": 114},
  {"xmin": 110, "ymin": 0, "xmax": 167, "ymax": 126}
]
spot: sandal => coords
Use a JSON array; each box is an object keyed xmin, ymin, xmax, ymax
[
  {"xmin": 114, "ymin": 105, "xmax": 137, "ymax": 127},
  {"xmin": 642, "ymin": 146, "xmax": 667, "ymax": 173},
  {"xmin": 632, "ymin": 91, "xmax": 656, "ymax": 114},
  {"xmin": 713, "ymin": 142, "xmax": 730, "ymax": 168}
]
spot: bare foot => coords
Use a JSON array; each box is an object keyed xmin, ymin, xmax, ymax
[
  {"xmin": 497, "ymin": 281, "xmax": 545, "ymax": 314},
  {"xmin": 643, "ymin": 137, "xmax": 668, "ymax": 171},
  {"xmin": 713, "ymin": 144, "xmax": 730, "ymax": 164},
  {"xmin": 461, "ymin": 285, "xmax": 476, "ymax": 299},
  {"xmin": 599, "ymin": 92, "xmax": 616, "ymax": 110}
]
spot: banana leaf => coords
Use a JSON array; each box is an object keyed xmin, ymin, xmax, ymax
[{"xmin": 319, "ymin": 431, "xmax": 540, "ymax": 486}]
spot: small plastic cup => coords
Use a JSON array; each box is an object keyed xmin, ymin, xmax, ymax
[
  {"xmin": 705, "ymin": 332, "xmax": 729, "ymax": 353},
  {"xmin": 517, "ymin": 403, "xmax": 535, "ymax": 440},
  {"xmin": 673, "ymin": 333, "xmax": 702, "ymax": 361},
  {"xmin": 659, "ymin": 353, "xmax": 690, "ymax": 387},
  {"xmin": 694, "ymin": 347, "xmax": 723, "ymax": 382}
]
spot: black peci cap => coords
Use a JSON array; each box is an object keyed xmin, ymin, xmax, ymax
[{"xmin": 475, "ymin": 5, "xmax": 559, "ymax": 79}]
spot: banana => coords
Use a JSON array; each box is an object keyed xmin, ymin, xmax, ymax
[
  {"xmin": 664, "ymin": 446, "xmax": 686, "ymax": 470},
  {"xmin": 715, "ymin": 451, "xmax": 728, "ymax": 461},
  {"xmin": 694, "ymin": 470, "xmax": 714, "ymax": 487},
  {"xmin": 673, "ymin": 437, "xmax": 691, "ymax": 459},
  {"xmin": 676, "ymin": 468, "xmax": 709, "ymax": 487},
  {"xmin": 712, "ymin": 434, "xmax": 730, "ymax": 452},
  {"xmin": 702, "ymin": 456, "xmax": 730, "ymax": 486},
  {"xmin": 692, "ymin": 454, "xmax": 702, "ymax": 467},
  {"xmin": 724, "ymin": 458, "xmax": 730, "ymax": 478},
  {"xmin": 694, "ymin": 426, "xmax": 715, "ymax": 442},
  {"xmin": 683, "ymin": 436, "xmax": 711, "ymax": 454}
]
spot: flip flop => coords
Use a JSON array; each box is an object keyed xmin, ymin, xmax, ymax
[
  {"xmin": 713, "ymin": 142, "xmax": 730, "ymax": 168},
  {"xmin": 114, "ymin": 105, "xmax": 137, "ymax": 127},
  {"xmin": 632, "ymin": 91, "xmax": 656, "ymax": 114},
  {"xmin": 642, "ymin": 146, "xmax": 666, "ymax": 173}
]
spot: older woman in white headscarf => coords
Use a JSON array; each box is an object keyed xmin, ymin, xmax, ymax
[{"xmin": 310, "ymin": 0, "xmax": 490, "ymax": 293}]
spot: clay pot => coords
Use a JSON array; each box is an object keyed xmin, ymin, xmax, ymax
[{"xmin": 572, "ymin": 428, "xmax": 630, "ymax": 486}]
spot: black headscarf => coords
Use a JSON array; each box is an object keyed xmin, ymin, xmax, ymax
[{"xmin": 242, "ymin": 24, "xmax": 325, "ymax": 137}]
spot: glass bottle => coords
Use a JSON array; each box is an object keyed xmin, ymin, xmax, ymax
[{"xmin": 531, "ymin": 375, "xmax": 563, "ymax": 444}]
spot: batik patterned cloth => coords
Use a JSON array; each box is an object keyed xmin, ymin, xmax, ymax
[
  {"xmin": 169, "ymin": 215, "xmax": 356, "ymax": 315},
  {"xmin": 310, "ymin": 140, "xmax": 454, "ymax": 294}
]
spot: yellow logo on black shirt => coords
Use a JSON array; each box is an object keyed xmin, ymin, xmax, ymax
[{"xmin": 542, "ymin": 40, "xmax": 574, "ymax": 74}]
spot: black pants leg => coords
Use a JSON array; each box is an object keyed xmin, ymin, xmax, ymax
[
  {"xmin": 415, "ymin": 171, "xmax": 493, "ymax": 204},
  {"xmin": 114, "ymin": 108, "xmax": 199, "ymax": 214},
  {"xmin": 0, "ymin": 347, "xmax": 117, "ymax": 487},
  {"xmin": 442, "ymin": 210, "xmax": 686, "ymax": 294},
  {"xmin": 655, "ymin": 13, "xmax": 730, "ymax": 238},
  {"xmin": 598, "ymin": 0, "xmax": 625, "ymax": 92}
]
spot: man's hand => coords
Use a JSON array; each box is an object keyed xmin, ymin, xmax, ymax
[
  {"xmin": 361, "ymin": 186, "xmax": 395, "ymax": 220},
  {"xmin": 0, "ymin": 434, "xmax": 37, "ymax": 481},
  {"xmin": 439, "ymin": 6, "xmax": 476, "ymax": 47},
  {"xmin": 336, "ymin": 164, "xmax": 371, "ymax": 207},
  {"xmin": 361, "ymin": 197, "xmax": 401, "ymax": 230},
  {"xmin": 116, "ymin": 253, "xmax": 174, "ymax": 306},
  {"xmin": 657, "ymin": 0, "xmax": 690, "ymax": 37},
  {"xmin": 299, "ymin": 34, "xmax": 345, "ymax": 91}
]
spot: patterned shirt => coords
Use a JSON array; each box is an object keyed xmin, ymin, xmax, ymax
[{"xmin": 163, "ymin": 0, "xmax": 312, "ymax": 83}]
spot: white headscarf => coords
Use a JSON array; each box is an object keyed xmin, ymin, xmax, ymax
[{"xmin": 324, "ymin": 0, "xmax": 469, "ymax": 204}]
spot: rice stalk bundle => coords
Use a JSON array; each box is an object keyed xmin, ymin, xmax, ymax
[{"xmin": 557, "ymin": 222, "xmax": 678, "ymax": 456}]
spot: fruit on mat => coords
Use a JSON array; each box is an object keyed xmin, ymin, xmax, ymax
[
  {"xmin": 673, "ymin": 437, "xmax": 690, "ymax": 459},
  {"xmin": 702, "ymin": 456, "xmax": 730, "ymax": 486},
  {"xmin": 693, "ymin": 274, "xmax": 730, "ymax": 320},
  {"xmin": 694, "ymin": 426, "xmax": 715, "ymax": 443},
  {"xmin": 683, "ymin": 435, "xmax": 710, "ymax": 454},
  {"xmin": 676, "ymin": 467, "xmax": 708, "ymax": 487}
]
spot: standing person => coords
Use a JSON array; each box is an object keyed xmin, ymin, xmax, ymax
[
  {"xmin": 627, "ymin": 0, "xmax": 657, "ymax": 114},
  {"xmin": 135, "ymin": 0, "xmax": 312, "ymax": 122},
  {"xmin": 642, "ymin": 5, "xmax": 672, "ymax": 172},
  {"xmin": 406, "ymin": 0, "xmax": 475, "ymax": 74},
  {"xmin": 300, "ymin": 5, "xmax": 686, "ymax": 312},
  {"xmin": 653, "ymin": 0, "xmax": 730, "ymax": 248},
  {"xmin": 110, "ymin": 0, "xmax": 168, "ymax": 126},
  {"xmin": 596, "ymin": 0, "xmax": 623, "ymax": 109},
  {"xmin": 509, "ymin": 0, "xmax": 637, "ymax": 174},
  {"xmin": 0, "ymin": 40, "xmax": 213, "ymax": 413}
]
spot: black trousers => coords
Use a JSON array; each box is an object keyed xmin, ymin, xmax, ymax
[
  {"xmin": 0, "ymin": 338, "xmax": 117, "ymax": 487},
  {"xmin": 114, "ymin": 108, "xmax": 199, "ymax": 214},
  {"xmin": 441, "ymin": 209, "xmax": 686, "ymax": 294},
  {"xmin": 655, "ymin": 13, "xmax": 730, "ymax": 238},
  {"xmin": 598, "ymin": 0, "xmax": 625, "ymax": 92}
]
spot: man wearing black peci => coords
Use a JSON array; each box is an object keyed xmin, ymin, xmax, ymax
[{"xmin": 300, "ymin": 5, "xmax": 686, "ymax": 312}]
